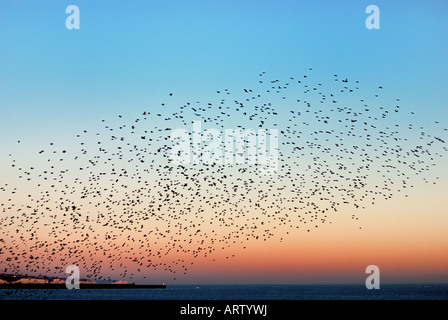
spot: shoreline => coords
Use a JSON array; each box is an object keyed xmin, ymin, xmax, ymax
[{"xmin": 0, "ymin": 283, "xmax": 166, "ymax": 289}]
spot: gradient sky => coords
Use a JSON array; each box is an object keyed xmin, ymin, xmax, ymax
[{"xmin": 1, "ymin": 0, "xmax": 447, "ymax": 284}]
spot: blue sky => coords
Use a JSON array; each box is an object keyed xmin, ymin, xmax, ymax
[
  {"xmin": 2, "ymin": 0, "xmax": 448, "ymax": 201},
  {"xmin": 1, "ymin": 1, "xmax": 447, "ymax": 139}
]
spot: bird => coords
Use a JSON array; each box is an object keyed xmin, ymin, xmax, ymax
[{"xmin": 0, "ymin": 69, "xmax": 446, "ymax": 291}]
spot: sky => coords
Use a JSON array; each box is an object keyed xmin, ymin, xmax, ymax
[{"xmin": 0, "ymin": 0, "xmax": 447, "ymax": 285}]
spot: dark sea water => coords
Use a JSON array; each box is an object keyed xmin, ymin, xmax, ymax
[{"xmin": 1, "ymin": 284, "xmax": 447, "ymax": 300}]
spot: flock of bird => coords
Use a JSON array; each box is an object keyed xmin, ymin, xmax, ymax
[{"xmin": 1, "ymin": 70, "xmax": 446, "ymax": 287}]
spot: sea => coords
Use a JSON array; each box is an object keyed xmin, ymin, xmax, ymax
[{"xmin": 0, "ymin": 284, "xmax": 447, "ymax": 300}]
